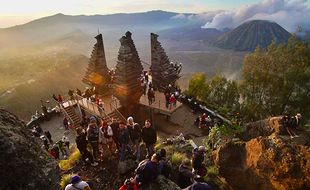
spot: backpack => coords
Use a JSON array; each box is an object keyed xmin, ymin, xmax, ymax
[
  {"xmin": 88, "ymin": 127, "xmax": 99, "ymax": 141},
  {"xmin": 159, "ymin": 160, "xmax": 171, "ymax": 178},
  {"xmin": 135, "ymin": 160, "xmax": 158, "ymax": 184}
]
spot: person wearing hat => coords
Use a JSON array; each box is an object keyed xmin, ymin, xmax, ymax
[
  {"xmin": 178, "ymin": 159, "xmax": 195, "ymax": 188},
  {"xmin": 65, "ymin": 175, "xmax": 92, "ymax": 190}
]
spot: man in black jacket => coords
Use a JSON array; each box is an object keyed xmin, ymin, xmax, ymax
[
  {"xmin": 87, "ymin": 120, "xmax": 100, "ymax": 160},
  {"xmin": 141, "ymin": 120, "xmax": 157, "ymax": 159},
  {"xmin": 75, "ymin": 127, "xmax": 98, "ymax": 166},
  {"xmin": 119, "ymin": 121, "xmax": 131, "ymax": 161},
  {"xmin": 110, "ymin": 117, "xmax": 120, "ymax": 151}
]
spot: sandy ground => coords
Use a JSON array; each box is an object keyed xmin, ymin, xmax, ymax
[
  {"xmin": 156, "ymin": 105, "xmax": 207, "ymax": 146},
  {"xmin": 40, "ymin": 115, "xmax": 76, "ymax": 144}
]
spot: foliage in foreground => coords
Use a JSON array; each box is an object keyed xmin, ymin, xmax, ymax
[
  {"xmin": 204, "ymin": 123, "xmax": 244, "ymax": 151},
  {"xmin": 171, "ymin": 152, "xmax": 187, "ymax": 167},
  {"xmin": 59, "ymin": 147, "xmax": 81, "ymax": 171}
]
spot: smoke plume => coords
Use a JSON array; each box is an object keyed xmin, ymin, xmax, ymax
[{"xmin": 178, "ymin": 0, "xmax": 310, "ymax": 32}]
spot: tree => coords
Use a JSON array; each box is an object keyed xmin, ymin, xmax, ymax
[
  {"xmin": 187, "ymin": 73, "xmax": 240, "ymax": 114},
  {"xmin": 241, "ymin": 37, "xmax": 310, "ymax": 121},
  {"xmin": 187, "ymin": 73, "xmax": 209, "ymax": 100}
]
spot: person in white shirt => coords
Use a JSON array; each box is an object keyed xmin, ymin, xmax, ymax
[
  {"xmin": 99, "ymin": 120, "xmax": 114, "ymax": 157},
  {"xmin": 65, "ymin": 175, "xmax": 92, "ymax": 190}
]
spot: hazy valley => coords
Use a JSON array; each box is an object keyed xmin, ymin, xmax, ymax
[{"xmin": 0, "ymin": 10, "xmax": 298, "ymax": 120}]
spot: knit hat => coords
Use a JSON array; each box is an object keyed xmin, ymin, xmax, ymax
[{"xmin": 70, "ymin": 175, "xmax": 81, "ymax": 184}]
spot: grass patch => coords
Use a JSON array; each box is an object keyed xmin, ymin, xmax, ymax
[
  {"xmin": 204, "ymin": 166, "xmax": 219, "ymax": 182},
  {"xmin": 207, "ymin": 166, "xmax": 219, "ymax": 176},
  {"xmin": 60, "ymin": 173, "xmax": 73, "ymax": 190},
  {"xmin": 171, "ymin": 152, "xmax": 187, "ymax": 167},
  {"xmin": 59, "ymin": 147, "xmax": 81, "ymax": 171}
]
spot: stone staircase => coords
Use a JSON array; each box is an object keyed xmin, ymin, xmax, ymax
[{"xmin": 63, "ymin": 106, "xmax": 81, "ymax": 128}]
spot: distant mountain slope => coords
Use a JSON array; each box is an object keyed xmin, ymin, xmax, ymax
[
  {"xmin": 0, "ymin": 11, "xmax": 199, "ymax": 48},
  {"xmin": 214, "ymin": 20, "xmax": 292, "ymax": 51},
  {"xmin": 159, "ymin": 24, "xmax": 224, "ymax": 41}
]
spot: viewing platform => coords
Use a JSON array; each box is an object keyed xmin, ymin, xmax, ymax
[
  {"xmin": 59, "ymin": 91, "xmax": 183, "ymax": 127},
  {"xmin": 139, "ymin": 92, "xmax": 183, "ymax": 116}
]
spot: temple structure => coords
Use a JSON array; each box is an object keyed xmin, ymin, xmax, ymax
[
  {"xmin": 114, "ymin": 31, "xmax": 143, "ymax": 107},
  {"xmin": 150, "ymin": 33, "xmax": 180, "ymax": 91},
  {"xmin": 82, "ymin": 34, "xmax": 111, "ymax": 94}
]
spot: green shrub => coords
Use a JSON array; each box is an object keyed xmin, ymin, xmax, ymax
[
  {"xmin": 207, "ymin": 166, "xmax": 219, "ymax": 176},
  {"xmin": 171, "ymin": 152, "xmax": 187, "ymax": 167}
]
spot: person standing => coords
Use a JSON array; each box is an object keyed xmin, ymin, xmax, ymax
[
  {"xmin": 58, "ymin": 94, "xmax": 63, "ymax": 103},
  {"xmin": 44, "ymin": 130, "xmax": 53, "ymax": 144},
  {"xmin": 40, "ymin": 135, "xmax": 49, "ymax": 151},
  {"xmin": 110, "ymin": 117, "xmax": 120, "ymax": 151},
  {"xmin": 141, "ymin": 120, "xmax": 157, "ymax": 159},
  {"xmin": 76, "ymin": 127, "xmax": 98, "ymax": 166},
  {"xmin": 147, "ymin": 88, "xmax": 155, "ymax": 105},
  {"xmin": 118, "ymin": 121, "xmax": 131, "ymax": 161},
  {"xmin": 56, "ymin": 139, "xmax": 67, "ymax": 158},
  {"xmin": 62, "ymin": 133, "xmax": 70, "ymax": 150},
  {"xmin": 99, "ymin": 120, "xmax": 114, "ymax": 157},
  {"xmin": 169, "ymin": 94, "xmax": 176, "ymax": 109},
  {"xmin": 192, "ymin": 146, "xmax": 207, "ymax": 176},
  {"xmin": 87, "ymin": 120, "xmax": 100, "ymax": 160},
  {"xmin": 63, "ymin": 117, "xmax": 69, "ymax": 130},
  {"xmin": 165, "ymin": 92, "xmax": 170, "ymax": 109},
  {"xmin": 127, "ymin": 116, "xmax": 142, "ymax": 161},
  {"xmin": 178, "ymin": 159, "xmax": 195, "ymax": 188}
]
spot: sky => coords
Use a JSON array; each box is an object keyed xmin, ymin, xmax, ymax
[
  {"xmin": 0, "ymin": 0, "xmax": 264, "ymax": 28},
  {"xmin": 0, "ymin": 0, "xmax": 309, "ymax": 29}
]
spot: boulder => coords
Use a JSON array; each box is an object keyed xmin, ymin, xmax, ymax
[
  {"xmin": 213, "ymin": 135, "xmax": 310, "ymax": 190},
  {"xmin": 0, "ymin": 109, "xmax": 60, "ymax": 190},
  {"xmin": 240, "ymin": 116, "xmax": 286, "ymax": 141}
]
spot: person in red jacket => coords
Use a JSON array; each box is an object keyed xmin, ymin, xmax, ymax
[
  {"xmin": 119, "ymin": 179, "xmax": 138, "ymax": 190},
  {"xmin": 169, "ymin": 94, "xmax": 176, "ymax": 109}
]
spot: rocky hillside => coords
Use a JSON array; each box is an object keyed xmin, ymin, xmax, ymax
[
  {"xmin": 214, "ymin": 20, "xmax": 291, "ymax": 51},
  {"xmin": 213, "ymin": 117, "xmax": 310, "ymax": 190},
  {"xmin": 0, "ymin": 109, "xmax": 60, "ymax": 190}
]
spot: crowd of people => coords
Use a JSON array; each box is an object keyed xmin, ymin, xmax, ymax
[
  {"xmin": 73, "ymin": 115, "xmax": 158, "ymax": 167},
  {"xmin": 65, "ymin": 144, "xmax": 211, "ymax": 190},
  {"xmin": 31, "ymin": 123, "xmax": 70, "ymax": 160},
  {"xmin": 60, "ymin": 110, "xmax": 213, "ymax": 190}
]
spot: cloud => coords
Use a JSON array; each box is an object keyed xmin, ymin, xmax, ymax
[{"xmin": 175, "ymin": 0, "xmax": 310, "ymax": 32}]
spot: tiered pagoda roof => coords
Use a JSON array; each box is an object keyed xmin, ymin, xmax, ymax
[
  {"xmin": 150, "ymin": 33, "xmax": 180, "ymax": 91},
  {"xmin": 82, "ymin": 34, "xmax": 111, "ymax": 93},
  {"xmin": 114, "ymin": 31, "xmax": 143, "ymax": 106}
]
